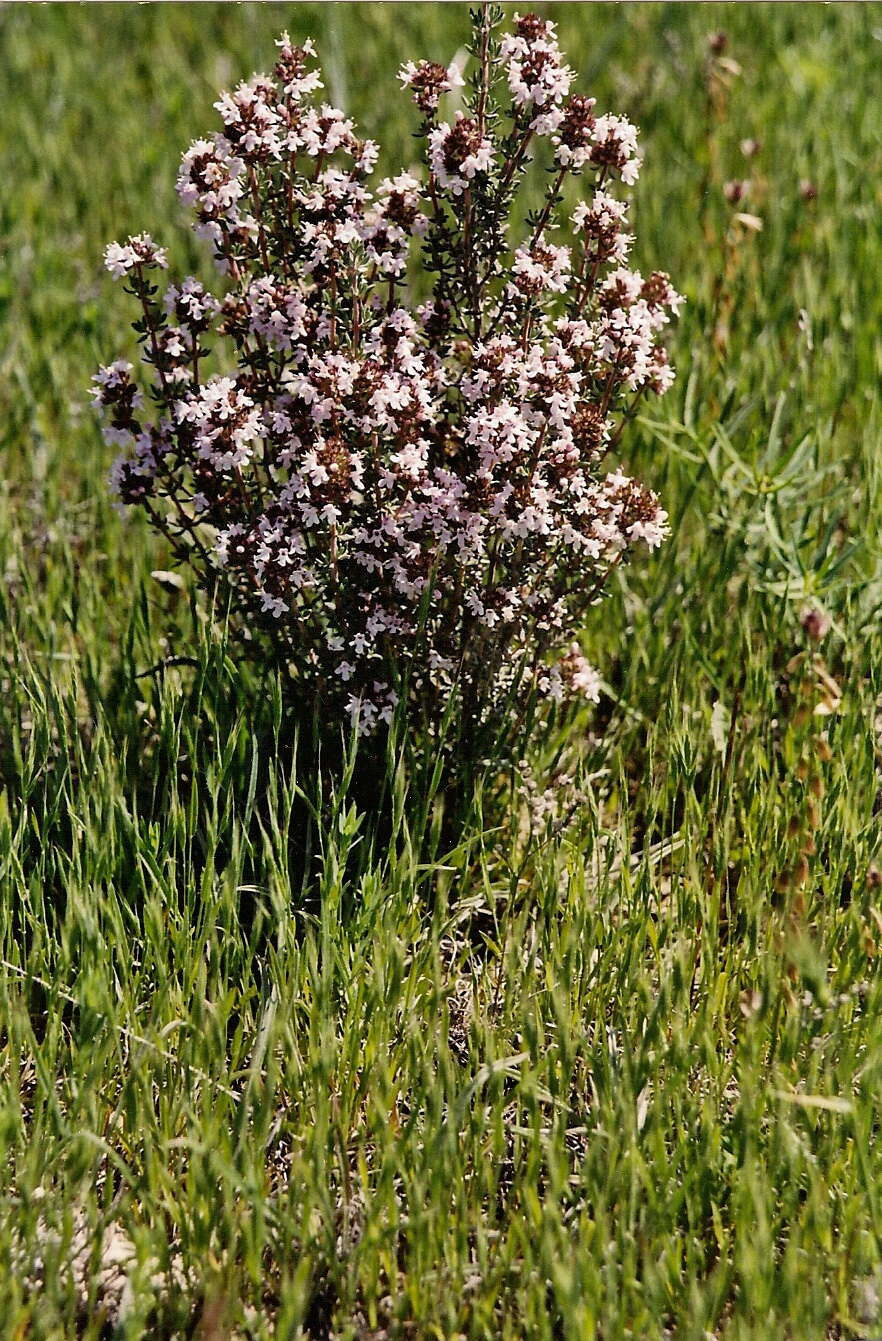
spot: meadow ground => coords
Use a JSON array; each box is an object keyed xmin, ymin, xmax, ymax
[{"xmin": 3, "ymin": 3, "xmax": 882, "ymax": 1337}]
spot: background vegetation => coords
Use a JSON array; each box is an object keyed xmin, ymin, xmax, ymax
[{"xmin": 3, "ymin": 4, "xmax": 882, "ymax": 1336}]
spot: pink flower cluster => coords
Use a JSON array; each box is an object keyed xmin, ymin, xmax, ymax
[{"xmin": 95, "ymin": 14, "xmax": 680, "ymax": 757}]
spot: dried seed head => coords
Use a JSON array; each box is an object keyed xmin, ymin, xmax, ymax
[
  {"xmin": 723, "ymin": 179, "xmax": 749, "ymax": 205},
  {"xmin": 800, "ymin": 607, "xmax": 830, "ymax": 641}
]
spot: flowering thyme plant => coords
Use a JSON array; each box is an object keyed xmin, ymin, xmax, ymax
[{"xmin": 95, "ymin": 8, "xmax": 681, "ymax": 773}]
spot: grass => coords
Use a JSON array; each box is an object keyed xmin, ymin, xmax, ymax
[{"xmin": 3, "ymin": 3, "xmax": 882, "ymax": 1336}]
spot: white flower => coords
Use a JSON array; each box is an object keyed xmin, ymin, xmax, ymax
[
  {"xmin": 104, "ymin": 234, "xmax": 167, "ymax": 277},
  {"xmin": 428, "ymin": 117, "xmax": 493, "ymax": 195}
]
